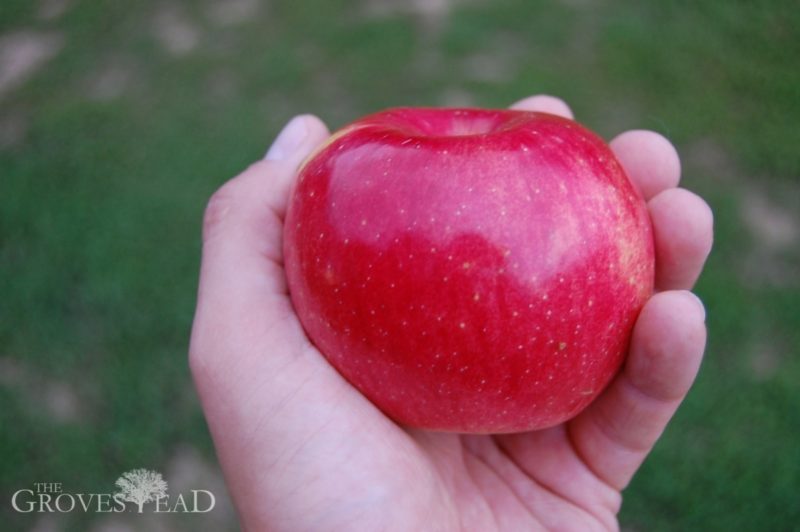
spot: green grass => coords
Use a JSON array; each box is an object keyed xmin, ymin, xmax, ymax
[{"xmin": 2, "ymin": 0, "xmax": 798, "ymax": 530}]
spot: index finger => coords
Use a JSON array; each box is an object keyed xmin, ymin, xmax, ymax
[{"xmin": 610, "ymin": 130, "xmax": 681, "ymax": 201}]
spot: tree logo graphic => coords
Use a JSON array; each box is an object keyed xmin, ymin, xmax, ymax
[{"xmin": 115, "ymin": 469, "xmax": 168, "ymax": 513}]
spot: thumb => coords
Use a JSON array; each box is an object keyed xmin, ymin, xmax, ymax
[
  {"xmin": 190, "ymin": 114, "xmax": 330, "ymax": 395},
  {"xmin": 188, "ymin": 116, "xmax": 406, "ymax": 528},
  {"xmin": 264, "ymin": 114, "xmax": 320, "ymax": 162}
]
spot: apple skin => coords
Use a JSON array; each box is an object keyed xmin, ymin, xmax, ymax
[{"xmin": 283, "ymin": 107, "xmax": 654, "ymax": 433}]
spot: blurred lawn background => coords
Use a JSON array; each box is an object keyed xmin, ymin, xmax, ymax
[{"xmin": 1, "ymin": 0, "xmax": 798, "ymax": 530}]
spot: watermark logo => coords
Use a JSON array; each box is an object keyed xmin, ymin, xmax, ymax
[
  {"xmin": 115, "ymin": 469, "xmax": 169, "ymax": 513},
  {"xmin": 11, "ymin": 469, "xmax": 215, "ymax": 514}
]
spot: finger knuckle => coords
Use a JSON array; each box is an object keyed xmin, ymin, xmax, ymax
[
  {"xmin": 202, "ymin": 180, "xmax": 240, "ymax": 243},
  {"xmin": 188, "ymin": 325, "xmax": 220, "ymax": 386}
]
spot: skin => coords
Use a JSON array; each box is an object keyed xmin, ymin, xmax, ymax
[{"xmin": 189, "ymin": 94, "xmax": 713, "ymax": 531}]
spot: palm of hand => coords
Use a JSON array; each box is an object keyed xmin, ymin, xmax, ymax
[{"xmin": 190, "ymin": 96, "xmax": 711, "ymax": 531}]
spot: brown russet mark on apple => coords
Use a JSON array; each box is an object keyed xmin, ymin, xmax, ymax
[
  {"xmin": 613, "ymin": 212, "xmax": 653, "ymax": 297},
  {"xmin": 0, "ymin": 30, "xmax": 64, "ymax": 99}
]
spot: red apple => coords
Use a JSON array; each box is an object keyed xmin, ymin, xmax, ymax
[{"xmin": 283, "ymin": 107, "xmax": 654, "ymax": 433}]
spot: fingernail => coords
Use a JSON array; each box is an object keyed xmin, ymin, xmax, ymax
[
  {"xmin": 265, "ymin": 116, "xmax": 308, "ymax": 161},
  {"xmin": 683, "ymin": 291, "xmax": 706, "ymax": 322}
]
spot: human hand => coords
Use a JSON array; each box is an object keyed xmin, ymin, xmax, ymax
[{"xmin": 189, "ymin": 95, "xmax": 713, "ymax": 531}]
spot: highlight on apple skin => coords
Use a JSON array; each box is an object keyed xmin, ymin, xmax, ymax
[{"xmin": 284, "ymin": 107, "xmax": 654, "ymax": 433}]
